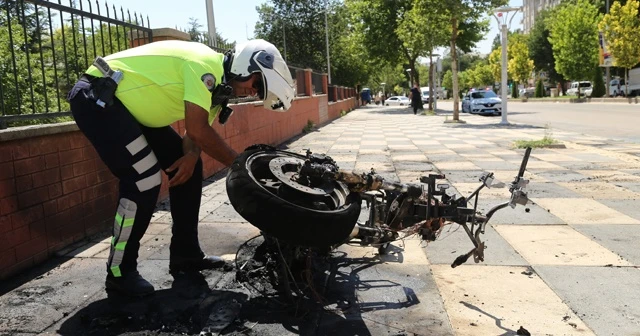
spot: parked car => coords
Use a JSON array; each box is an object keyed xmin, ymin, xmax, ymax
[
  {"xmin": 519, "ymin": 87, "xmax": 535, "ymax": 98},
  {"xmin": 384, "ymin": 96, "xmax": 410, "ymax": 106},
  {"xmin": 461, "ymin": 89, "xmax": 502, "ymax": 116},
  {"xmin": 420, "ymin": 87, "xmax": 432, "ymax": 104},
  {"xmin": 610, "ymin": 69, "xmax": 640, "ymax": 97},
  {"xmin": 566, "ymin": 81, "xmax": 592, "ymax": 96}
]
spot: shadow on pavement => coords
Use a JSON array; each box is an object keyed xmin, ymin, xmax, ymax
[
  {"xmin": 57, "ymin": 272, "xmax": 248, "ymax": 336},
  {"xmin": 448, "ymin": 123, "xmax": 544, "ymax": 130},
  {"xmin": 314, "ymin": 248, "xmax": 420, "ymax": 335}
]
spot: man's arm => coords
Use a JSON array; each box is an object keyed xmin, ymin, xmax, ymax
[{"xmin": 184, "ymin": 101, "xmax": 238, "ymax": 166}]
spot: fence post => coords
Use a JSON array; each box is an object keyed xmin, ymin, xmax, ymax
[
  {"xmin": 333, "ymin": 86, "xmax": 338, "ymax": 102},
  {"xmin": 304, "ymin": 69, "xmax": 313, "ymax": 97},
  {"xmin": 322, "ymin": 73, "xmax": 328, "ymax": 95},
  {"xmin": 131, "ymin": 27, "xmax": 190, "ymax": 47}
]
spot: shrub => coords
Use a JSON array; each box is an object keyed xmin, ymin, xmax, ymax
[
  {"xmin": 591, "ymin": 64, "xmax": 606, "ymax": 98},
  {"xmin": 535, "ymin": 79, "xmax": 545, "ymax": 98}
]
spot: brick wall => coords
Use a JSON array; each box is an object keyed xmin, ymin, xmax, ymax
[{"xmin": 0, "ymin": 95, "xmax": 357, "ymax": 280}]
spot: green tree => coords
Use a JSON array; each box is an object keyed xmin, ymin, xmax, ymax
[
  {"xmin": 547, "ymin": 0, "xmax": 601, "ymax": 91},
  {"xmin": 591, "ymin": 64, "xmax": 606, "ymax": 97},
  {"xmin": 528, "ymin": 9, "xmax": 565, "ymax": 92},
  {"xmin": 396, "ymin": 0, "xmax": 449, "ymax": 108},
  {"xmin": 442, "ymin": 0, "xmax": 506, "ymax": 120},
  {"xmin": 508, "ymin": 34, "xmax": 534, "ymax": 87},
  {"xmin": 599, "ymin": 0, "xmax": 640, "ymax": 96},
  {"xmin": 255, "ymin": 0, "xmax": 332, "ymax": 71},
  {"xmin": 511, "ymin": 81, "xmax": 519, "ymax": 98},
  {"xmin": 467, "ymin": 64, "xmax": 494, "ymax": 88},
  {"xmin": 535, "ymin": 78, "xmax": 545, "ymax": 97},
  {"xmin": 442, "ymin": 69, "xmax": 452, "ymax": 96},
  {"xmin": 488, "ymin": 47, "xmax": 503, "ymax": 84}
]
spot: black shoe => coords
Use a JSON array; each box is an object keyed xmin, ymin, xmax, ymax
[
  {"xmin": 105, "ymin": 272, "xmax": 155, "ymax": 297},
  {"xmin": 169, "ymin": 255, "xmax": 226, "ymax": 273}
]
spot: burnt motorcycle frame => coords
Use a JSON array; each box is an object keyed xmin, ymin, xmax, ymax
[{"xmin": 332, "ymin": 147, "xmax": 532, "ymax": 268}]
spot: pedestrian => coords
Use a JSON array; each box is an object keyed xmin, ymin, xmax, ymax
[
  {"xmin": 409, "ymin": 83, "xmax": 421, "ymax": 115},
  {"xmin": 67, "ymin": 39, "xmax": 295, "ymax": 297}
]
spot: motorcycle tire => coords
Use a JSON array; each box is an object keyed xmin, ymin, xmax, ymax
[{"xmin": 226, "ymin": 148, "xmax": 362, "ymax": 247}]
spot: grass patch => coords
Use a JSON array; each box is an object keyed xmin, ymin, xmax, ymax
[
  {"xmin": 421, "ymin": 109, "xmax": 436, "ymax": 116},
  {"xmin": 513, "ymin": 124, "xmax": 561, "ymax": 148},
  {"xmin": 302, "ymin": 119, "xmax": 315, "ymax": 133},
  {"xmin": 513, "ymin": 136, "xmax": 558, "ymax": 148},
  {"xmin": 340, "ymin": 110, "xmax": 347, "ymax": 117}
]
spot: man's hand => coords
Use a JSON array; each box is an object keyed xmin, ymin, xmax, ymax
[
  {"xmin": 184, "ymin": 101, "xmax": 239, "ymax": 166},
  {"xmin": 166, "ymin": 152, "xmax": 199, "ymax": 187}
]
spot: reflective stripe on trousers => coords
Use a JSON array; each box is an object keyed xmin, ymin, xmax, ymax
[{"xmin": 108, "ymin": 198, "xmax": 137, "ymax": 277}]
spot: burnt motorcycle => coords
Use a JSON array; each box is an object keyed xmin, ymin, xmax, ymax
[{"xmin": 227, "ymin": 144, "xmax": 531, "ymax": 268}]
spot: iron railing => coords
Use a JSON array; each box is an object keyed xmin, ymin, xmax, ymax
[
  {"xmin": 311, "ymin": 71, "xmax": 324, "ymax": 94},
  {"xmin": 328, "ymin": 85, "xmax": 335, "ymax": 102},
  {"xmin": 0, "ymin": 0, "xmax": 152, "ymax": 128}
]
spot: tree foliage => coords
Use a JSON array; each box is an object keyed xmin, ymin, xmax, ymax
[
  {"xmin": 488, "ymin": 47, "xmax": 503, "ymax": 83},
  {"xmin": 547, "ymin": 0, "xmax": 601, "ymax": 81},
  {"xmin": 528, "ymin": 9, "xmax": 563, "ymax": 85},
  {"xmin": 0, "ymin": 4, "xmax": 130, "ymax": 126},
  {"xmin": 507, "ymin": 34, "xmax": 534, "ymax": 84},
  {"xmin": 466, "ymin": 64, "xmax": 494, "ymax": 88},
  {"xmin": 441, "ymin": 0, "xmax": 506, "ymax": 119},
  {"xmin": 599, "ymin": 0, "xmax": 640, "ymax": 95},
  {"xmin": 255, "ymin": 0, "xmax": 333, "ymax": 71}
]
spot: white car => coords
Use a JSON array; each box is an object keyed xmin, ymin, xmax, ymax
[
  {"xmin": 567, "ymin": 81, "xmax": 592, "ymax": 96},
  {"xmin": 384, "ymin": 96, "xmax": 410, "ymax": 106},
  {"xmin": 461, "ymin": 89, "xmax": 502, "ymax": 116}
]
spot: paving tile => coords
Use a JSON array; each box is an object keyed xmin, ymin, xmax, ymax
[
  {"xmin": 316, "ymin": 245, "xmax": 454, "ymax": 336},
  {"xmin": 435, "ymin": 161, "xmax": 481, "ymax": 171},
  {"xmin": 576, "ymin": 170, "xmax": 640, "ymax": 182},
  {"xmin": 355, "ymin": 161, "xmax": 395, "ymax": 172},
  {"xmin": 534, "ymin": 265, "xmax": 640, "ymax": 336},
  {"xmin": 558, "ymin": 182, "xmax": 640, "ymax": 199},
  {"xmin": 431, "ymin": 264, "xmax": 594, "ymax": 335},
  {"xmin": 472, "ymin": 160, "xmax": 520, "ymax": 171},
  {"xmin": 391, "ymin": 154, "xmax": 429, "ymax": 162},
  {"xmin": 453, "ymin": 182, "xmax": 511, "ymax": 199},
  {"xmin": 532, "ymin": 198, "xmax": 640, "ymax": 225},
  {"xmin": 426, "ymin": 224, "xmax": 528, "ymax": 266},
  {"xmin": 495, "ymin": 225, "xmax": 632, "ymax": 266},
  {"xmin": 476, "ymin": 199, "xmax": 566, "ymax": 225},
  {"xmin": 515, "ymin": 160, "xmax": 567, "ymax": 170},
  {"xmin": 572, "ymin": 224, "xmax": 640, "ymax": 265},
  {"xmin": 525, "ymin": 182, "xmax": 583, "ymax": 198},
  {"xmin": 532, "ymin": 170, "xmax": 590, "ymax": 183}
]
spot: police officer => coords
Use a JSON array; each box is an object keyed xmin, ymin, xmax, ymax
[{"xmin": 68, "ymin": 39, "xmax": 295, "ymax": 297}]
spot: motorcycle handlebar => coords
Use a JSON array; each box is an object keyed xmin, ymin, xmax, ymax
[{"xmin": 517, "ymin": 147, "xmax": 532, "ymax": 178}]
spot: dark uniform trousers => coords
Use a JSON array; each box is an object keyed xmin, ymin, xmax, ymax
[{"xmin": 68, "ymin": 79, "xmax": 205, "ymax": 277}]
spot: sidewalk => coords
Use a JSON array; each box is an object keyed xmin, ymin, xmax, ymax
[{"xmin": 1, "ymin": 105, "xmax": 639, "ymax": 335}]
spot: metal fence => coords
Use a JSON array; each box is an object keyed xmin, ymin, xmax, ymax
[
  {"xmin": 311, "ymin": 71, "xmax": 324, "ymax": 94},
  {"xmin": 0, "ymin": 0, "xmax": 152, "ymax": 128},
  {"xmin": 328, "ymin": 85, "xmax": 335, "ymax": 102}
]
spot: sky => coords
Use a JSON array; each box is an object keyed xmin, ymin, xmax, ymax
[{"xmin": 102, "ymin": 0, "xmax": 523, "ymax": 57}]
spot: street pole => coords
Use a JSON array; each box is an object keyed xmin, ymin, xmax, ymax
[
  {"xmin": 500, "ymin": 23, "xmax": 508, "ymax": 125},
  {"xmin": 205, "ymin": 0, "xmax": 217, "ymax": 48},
  {"xmin": 324, "ymin": 0, "xmax": 331, "ymax": 83},
  {"xmin": 282, "ymin": 21, "xmax": 287, "ymax": 62},
  {"xmin": 605, "ymin": 0, "xmax": 610, "ymax": 97},
  {"xmin": 493, "ymin": 6, "xmax": 521, "ymax": 125}
]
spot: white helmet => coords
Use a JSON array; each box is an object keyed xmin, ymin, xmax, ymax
[{"xmin": 226, "ymin": 39, "xmax": 294, "ymax": 111}]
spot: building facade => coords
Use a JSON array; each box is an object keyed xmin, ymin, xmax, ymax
[{"xmin": 522, "ymin": 0, "xmax": 562, "ymax": 33}]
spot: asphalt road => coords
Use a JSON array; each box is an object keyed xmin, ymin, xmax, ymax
[{"xmin": 436, "ymin": 100, "xmax": 640, "ymax": 143}]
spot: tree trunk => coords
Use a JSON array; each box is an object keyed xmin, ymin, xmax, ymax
[
  {"xmin": 625, "ymin": 68, "xmax": 629, "ymax": 97},
  {"xmin": 429, "ymin": 54, "xmax": 434, "ymax": 111},
  {"xmin": 451, "ymin": 17, "xmax": 459, "ymax": 121}
]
